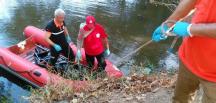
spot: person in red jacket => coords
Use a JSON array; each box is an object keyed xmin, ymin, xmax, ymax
[
  {"xmin": 152, "ymin": 0, "xmax": 216, "ymax": 102},
  {"xmin": 76, "ymin": 16, "xmax": 110, "ymax": 74}
]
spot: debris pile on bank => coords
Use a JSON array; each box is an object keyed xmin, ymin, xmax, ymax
[{"xmin": 28, "ymin": 72, "xmax": 177, "ymax": 103}]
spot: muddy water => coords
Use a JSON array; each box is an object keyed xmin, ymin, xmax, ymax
[{"xmin": 0, "ymin": 0, "xmax": 179, "ymax": 102}]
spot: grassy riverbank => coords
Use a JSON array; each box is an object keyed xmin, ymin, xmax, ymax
[{"xmin": 28, "ymin": 64, "xmax": 178, "ymax": 103}]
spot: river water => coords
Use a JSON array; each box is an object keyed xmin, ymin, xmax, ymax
[{"xmin": 0, "ymin": 0, "xmax": 179, "ymax": 102}]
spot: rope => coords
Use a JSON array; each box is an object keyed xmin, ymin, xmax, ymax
[
  {"xmin": 169, "ymin": 37, "xmax": 179, "ymax": 50},
  {"xmin": 115, "ymin": 9, "xmax": 196, "ymax": 67},
  {"xmin": 116, "ymin": 40, "xmax": 153, "ymax": 66},
  {"xmin": 66, "ymin": 42, "xmax": 71, "ymax": 70}
]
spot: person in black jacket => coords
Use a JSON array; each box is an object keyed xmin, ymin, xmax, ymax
[{"xmin": 44, "ymin": 8, "xmax": 75, "ymax": 67}]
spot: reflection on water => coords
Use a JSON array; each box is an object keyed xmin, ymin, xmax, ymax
[
  {"xmin": 0, "ymin": 0, "xmax": 179, "ymax": 101},
  {"xmin": 0, "ymin": 0, "xmax": 18, "ymax": 21},
  {"xmin": 0, "ymin": 77, "xmax": 29, "ymax": 103},
  {"xmin": 59, "ymin": 0, "xmax": 137, "ymax": 18},
  {"xmin": 159, "ymin": 52, "xmax": 179, "ymax": 70},
  {"xmin": 0, "ymin": 0, "xmax": 19, "ymax": 47}
]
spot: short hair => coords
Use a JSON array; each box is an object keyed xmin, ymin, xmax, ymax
[{"xmin": 54, "ymin": 8, "xmax": 65, "ymax": 17}]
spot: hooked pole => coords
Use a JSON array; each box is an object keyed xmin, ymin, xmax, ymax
[
  {"xmin": 115, "ymin": 9, "xmax": 196, "ymax": 67},
  {"xmin": 116, "ymin": 40, "xmax": 153, "ymax": 66}
]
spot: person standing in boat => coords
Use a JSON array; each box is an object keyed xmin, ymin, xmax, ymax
[
  {"xmin": 44, "ymin": 8, "xmax": 75, "ymax": 67},
  {"xmin": 76, "ymin": 15, "xmax": 110, "ymax": 75}
]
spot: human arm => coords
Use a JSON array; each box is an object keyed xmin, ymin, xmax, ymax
[
  {"xmin": 100, "ymin": 26, "xmax": 110, "ymax": 55},
  {"xmin": 152, "ymin": 0, "xmax": 197, "ymax": 42},
  {"xmin": 45, "ymin": 31, "xmax": 55, "ymax": 46},
  {"xmin": 45, "ymin": 31, "xmax": 62, "ymax": 51},
  {"xmin": 64, "ymin": 26, "xmax": 72, "ymax": 43},
  {"xmin": 103, "ymin": 38, "xmax": 109, "ymax": 49},
  {"xmin": 169, "ymin": 22, "xmax": 216, "ymax": 38},
  {"xmin": 77, "ymin": 28, "xmax": 84, "ymax": 51},
  {"xmin": 75, "ymin": 28, "xmax": 85, "ymax": 62},
  {"xmin": 167, "ymin": 0, "xmax": 197, "ymax": 21},
  {"xmin": 103, "ymin": 37, "xmax": 110, "ymax": 56},
  {"xmin": 190, "ymin": 23, "xmax": 216, "ymax": 38},
  {"xmin": 64, "ymin": 26, "xmax": 69, "ymax": 36}
]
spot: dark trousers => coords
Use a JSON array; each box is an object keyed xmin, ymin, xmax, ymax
[
  {"xmin": 86, "ymin": 52, "xmax": 107, "ymax": 72},
  {"xmin": 49, "ymin": 44, "xmax": 75, "ymax": 66}
]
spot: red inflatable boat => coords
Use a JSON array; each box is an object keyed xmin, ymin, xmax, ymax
[{"xmin": 0, "ymin": 26, "xmax": 123, "ymax": 89}]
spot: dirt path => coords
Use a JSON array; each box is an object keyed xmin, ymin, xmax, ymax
[
  {"xmin": 84, "ymin": 88, "xmax": 202, "ymax": 103},
  {"xmin": 86, "ymin": 88, "xmax": 174, "ymax": 103}
]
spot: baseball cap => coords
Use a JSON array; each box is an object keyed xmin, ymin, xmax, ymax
[{"xmin": 86, "ymin": 15, "xmax": 96, "ymax": 25}]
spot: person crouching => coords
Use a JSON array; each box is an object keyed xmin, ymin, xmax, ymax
[{"xmin": 44, "ymin": 8, "xmax": 75, "ymax": 71}]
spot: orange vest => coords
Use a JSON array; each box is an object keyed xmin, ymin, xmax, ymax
[{"xmin": 179, "ymin": 0, "xmax": 216, "ymax": 82}]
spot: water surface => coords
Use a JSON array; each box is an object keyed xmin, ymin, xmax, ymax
[{"xmin": 0, "ymin": 0, "xmax": 179, "ymax": 102}]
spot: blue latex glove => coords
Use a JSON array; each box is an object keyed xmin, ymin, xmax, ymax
[
  {"xmin": 53, "ymin": 44, "xmax": 62, "ymax": 52},
  {"xmin": 152, "ymin": 25, "xmax": 168, "ymax": 42},
  {"xmin": 66, "ymin": 35, "xmax": 72, "ymax": 43},
  {"xmin": 76, "ymin": 50, "xmax": 82, "ymax": 61},
  {"xmin": 105, "ymin": 49, "xmax": 111, "ymax": 56},
  {"xmin": 173, "ymin": 22, "xmax": 190, "ymax": 37}
]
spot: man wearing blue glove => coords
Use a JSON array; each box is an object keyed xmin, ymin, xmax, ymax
[
  {"xmin": 152, "ymin": 21, "xmax": 193, "ymax": 42},
  {"xmin": 76, "ymin": 16, "xmax": 110, "ymax": 74},
  {"xmin": 152, "ymin": 0, "xmax": 216, "ymax": 103},
  {"xmin": 45, "ymin": 8, "xmax": 75, "ymax": 67}
]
